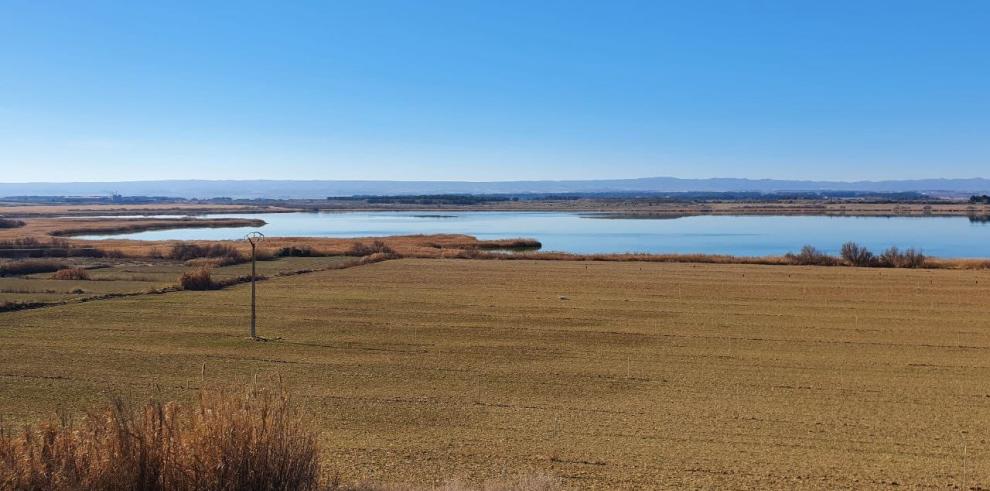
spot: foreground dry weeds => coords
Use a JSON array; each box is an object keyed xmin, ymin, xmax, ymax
[
  {"xmin": 0, "ymin": 388, "xmax": 320, "ymax": 490},
  {"xmin": 2, "ymin": 259, "xmax": 990, "ymax": 488}
]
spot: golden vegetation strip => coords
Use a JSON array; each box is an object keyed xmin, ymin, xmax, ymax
[{"xmin": 2, "ymin": 259, "xmax": 990, "ymax": 488}]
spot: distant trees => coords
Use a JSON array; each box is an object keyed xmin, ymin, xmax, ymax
[
  {"xmin": 786, "ymin": 245, "xmax": 839, "ymax": 266},
  {"xmin": 789, "ymin": 242, "xmax": 927, "ymax": 268},
  {"xmin": 970, "ymin": 195, "xmax": 990, "ymax": 204},
  {"xmin": 840, "ymin": 242, "xmax": 875, "ymax": 267}
]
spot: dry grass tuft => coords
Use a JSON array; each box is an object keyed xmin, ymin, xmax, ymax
[
  {"xmin": 51, "ymin": 268, "xmax": 91, "ymax": 281},
  {"xmin": 0, "ymin": 387, "xmax": 321, "ymax": 491}
]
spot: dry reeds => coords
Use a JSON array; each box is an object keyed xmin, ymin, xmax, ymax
[
  {"xmin": 0, "ymin": 387, "xmax": 320, "ymax": 491},
  {"xmin": 51, "ymin": 268, "xmax": 91, "ymax": 281},
  {"xmin": 347, "ymin": 241, "xmax": 399, "ymax": 258},
  {"xmin": 168, "ymin": 242, "xmax": 245, "ymax": 263}
]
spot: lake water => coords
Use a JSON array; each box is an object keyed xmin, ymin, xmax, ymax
[{"xmin": 77, "ymin": 211, "xmax": 990, "ymax": 258}]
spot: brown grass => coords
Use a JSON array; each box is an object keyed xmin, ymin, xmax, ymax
[
  {"xmin": 168, "ymin": 242, "xmax": 244, "ymax": 262},
  {"xmin": 346, "ymin": 240, "xmax": 399, "ymax": 258},
  {"xmin": 51, "ymin": 268, "xmax": 91, "ymax": 281},
  {"xmin": 0, "ymin": 387, "xmax": 321, "ymax": 490}
]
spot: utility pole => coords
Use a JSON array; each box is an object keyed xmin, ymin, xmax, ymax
[{"xmin": 246, "ymin": 232, "xmax": 264, "ymax": 339}]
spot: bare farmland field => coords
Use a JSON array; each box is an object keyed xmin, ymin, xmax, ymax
[{"xmin": 2, "ymin": 258, "xmax": 990, "ymax": 488}]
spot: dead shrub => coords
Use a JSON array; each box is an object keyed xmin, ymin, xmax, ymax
[
  {"xmin": 785, "ymin": 245, "xmax": 839, "ymax": 266},
  {"xmin": 878, "ymin": 246, "xmax": 927, "ymax": 268},
  {"xmin": 52, "ymin": 268, "xmax": 91, "ymax": 280},
  {"xmin": 0, "ymin": 387, "xmax": 321, "ymax": 490},
  {"xmin": 276, "ymin": 245, "xmax": 320, "ymax": 257},
  {"xmin": 178, "ymin": 267, "xmax": 217, "ymax": 290},
  {"xmin": 840, "ymin": 242, "xmax": 876, "ymax": 267}
]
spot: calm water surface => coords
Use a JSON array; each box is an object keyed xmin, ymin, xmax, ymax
[{"xmin": 80, "ymin": 211, "xmax": 990, "ymax": 258}]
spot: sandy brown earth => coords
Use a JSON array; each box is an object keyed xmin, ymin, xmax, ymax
[{"xmin": 2, "ymin": 258, "xmax": 990, "ymax": 488}]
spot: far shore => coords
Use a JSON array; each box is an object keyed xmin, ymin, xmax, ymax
[{"xmin": 3, "ymin": 199, "xmax": 990, "ymax": 219}]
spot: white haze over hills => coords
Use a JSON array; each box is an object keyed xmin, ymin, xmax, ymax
[{"xmin": 1, "ymin": 177, "xmax": 989, "ymax": 199}]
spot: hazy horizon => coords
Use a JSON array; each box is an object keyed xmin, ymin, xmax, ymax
[{"xmin": 3, "ymin": 175, "xmax": 990, "ymax": 185}]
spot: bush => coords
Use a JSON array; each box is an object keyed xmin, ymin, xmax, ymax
[
  {"xmin": 276, "ymin": 245, "xmax": 320, "ymax": 257},
  {"xmin": 0, "ymin": 388, "xmax": 321, "ymax": 490},
  {"xmin": 840, "ymin": 242, "xmax": 876, "ymax": 267},
  {"xmin": 179, "ymin": 267, "xmax": 217, "ymax": 290},
  {"xmin": 346, "ymin": 240, "xmax": 398, "ymax": 257},
  {"xmin": 785, "ymin": 245, "xmax": 838, "ymax": 266},
  {"xmin": 878, "ymin": 246, "xmax": 927, "ymax": 268},
  {"xmin": 52, "ymin": 268, "xmax": 91, "ymax": 280},
  {"xmin": 168, "ymin": 242, "xmax": 244, "ymax": 263},
  {"xmin": 0, "ymin": 218, "xmax": 25, "ymax": 229},
  {"xmin": 254, "ymin": 247, "xmax": 276, "ymax": 261},
  {"xmin": 0, "ymin": 260, "xmax": 67, "ymax": 277}
]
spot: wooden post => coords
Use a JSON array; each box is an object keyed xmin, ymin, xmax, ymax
[
  {"xmin": 250, "ymin": 240, "xmax": 257, "ymax": 338},
  {"xmin": 245, "ymin": 232, "xmax": 264, "ymax": 339}
]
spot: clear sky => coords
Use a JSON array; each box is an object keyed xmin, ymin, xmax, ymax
[{"xmin": 1, "ymin": 1, "xmax": 988, "ymax": 183}]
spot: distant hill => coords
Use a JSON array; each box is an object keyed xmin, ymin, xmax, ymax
[{"xmin": 2, "ymin": 177, "xmax": 989, "ymax": 199}]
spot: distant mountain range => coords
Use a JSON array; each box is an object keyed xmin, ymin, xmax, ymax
[{"xmin": 1, "ymin": 177, "xmax": 989, "ymax": 199}]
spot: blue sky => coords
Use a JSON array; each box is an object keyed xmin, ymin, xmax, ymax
[{"xmin": 1, "ymin": 1, "xmax": 988, "ymax": 182}]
